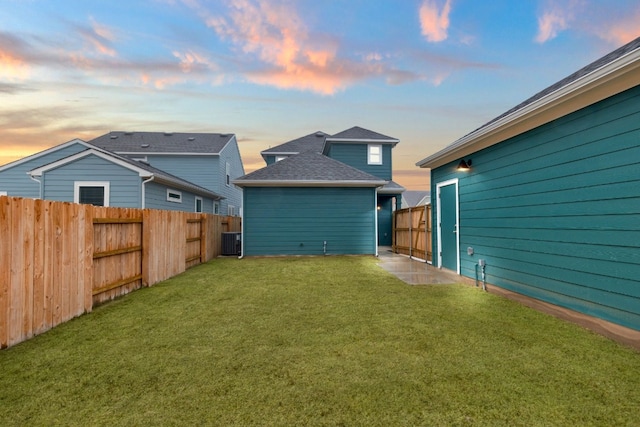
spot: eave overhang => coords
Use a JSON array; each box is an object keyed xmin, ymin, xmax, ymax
[
  {"xmin": 232, "ymin": 179, "xmax": 387, "ymax": 188},
  {"xmin": 416, "ymin": 46, "xmax": 640, "ymax": 170}
]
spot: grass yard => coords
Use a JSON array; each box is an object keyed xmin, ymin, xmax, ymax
[{"xmin": 1, "ymin": 256, "xmax": 639, "ymax": 426}]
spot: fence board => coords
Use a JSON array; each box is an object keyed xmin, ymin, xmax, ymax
[
  {"xmin": 0, "ymin": 197, "xmax": 9, "ymax": 348},
  {"xmin": 393, "ymin": 205, "xmax": 432, "ymax": 262},
  {"xmin": 1, "ymin": 197, "xmax": 241, "ymax": 349}
]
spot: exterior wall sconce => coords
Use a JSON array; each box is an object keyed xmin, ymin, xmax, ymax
[{"xmin": 457, "ymin": 159, "xmax": 472, "ymax": 171}]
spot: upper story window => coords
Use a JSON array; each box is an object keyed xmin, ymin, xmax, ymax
[
  {"xmin": 226, "ymin": 162, "xmax": 231, "ymax": 186},
  {"xmin": 368, "ymin": 144, "xmax": 382, "ymax": 165}
]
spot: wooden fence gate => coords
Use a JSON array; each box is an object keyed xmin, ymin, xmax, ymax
[{"xmin": 392, "ymin": 205, "xmax": 432, "ymax": 262}]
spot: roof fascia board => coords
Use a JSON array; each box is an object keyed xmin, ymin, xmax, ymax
[
  {"xmin": 233, "ymin": 180, "xmax": 387, "ymax": 188},
  {"xmin": 325, "ymin": 138, "xmax": 399, "ymax": 144},
  {"xmin": 112, "ymin": 152, "xmax": 219, "ymax": 156},
  {"xmin": 0, "ymin": 138, "xmax": 90, "ymax": 172},
  {"xmin": 151, "ymin": 176, "xmax": 224, "ymax": 200},
  {"xmin": 416, "ymin": 47, "xmax": 640, "ymax": 169},
  {"xmin": 29, "ymin": 149, "xmax": 152, "ymax": 178}
]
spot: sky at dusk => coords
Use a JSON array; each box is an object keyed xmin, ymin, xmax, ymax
[{"xmin": 2, "ymin": 0, "xmax": 639, "ymax": 190}]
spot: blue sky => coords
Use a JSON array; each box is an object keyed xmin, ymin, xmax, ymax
[{"xmin": 2, "ymin": 0, "xmax": 639, "ymax": 189}]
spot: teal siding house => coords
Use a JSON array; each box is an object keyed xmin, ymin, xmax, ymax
[
  {"xmin": 89, "ymin": 132, "xmax": 244, "ymax": 215},
  {"xmin": 236, "ymin": 127, "xmax": 404, "ymax": 255},
  {"xmin": 27, "ymin": 148, "xmax": 222, "ymax": 210},
  {"xmin": 417, "ymin": 37, "xmax": 640, "ymax": 333}
]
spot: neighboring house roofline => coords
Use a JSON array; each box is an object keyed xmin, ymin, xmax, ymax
[
  {"xmin": 416, "ymin": 37, "xmax": 640, "ymax": 169},
  {"xmin": 232, "ymin": 179, "xmax": 387, "ymax": 188},
  {"xmin": 28, "ymin": 148, "xmax": 224, "ymax": 200},
  {"xmin": 0, "ymin": 138, "xmax": 94, "ymax": 172},
  {"xmin": 324, "ymin": 137, "xmax": 399, "ymax": 144},
  {"xmin": 103, "ymin": 152, "xmax": 222, "ymax": 156}
]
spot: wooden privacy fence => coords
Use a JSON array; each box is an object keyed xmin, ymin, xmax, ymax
[
  {"xmin": 392, "ymin": 205, "xmax": 432, "ymax": 262},
  {"xmin": 0, "ymin": 196, "xmax": 241, "ymax": 349}
]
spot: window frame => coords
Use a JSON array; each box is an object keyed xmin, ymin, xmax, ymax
[
  {"xmin": 194, "ymin": 196, "xmax": 203, "ymax": 213},
  {"xmin": 227, "ymin": 205, "xmax": 236, "ymax": 216},
  {"xmin": 74, "ymin": 181, "xmax": 110, "ymax": 207},
  {"xmin": 225, "ymin": 162, "xmax": 231, "ymax": 187},
  {"xmin": 368, "ymin": 144, "xmax": 382, "ymax": 165},
  {"xmin": 214, "ymin": 201, "xmax": 220, "ymax": 215},
  {"xmin": 166, "ymin": 188, "xmax": 183, "ymax": 203}
]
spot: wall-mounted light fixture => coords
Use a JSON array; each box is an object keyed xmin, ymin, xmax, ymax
[{"xmin": 457, "ymin": 159, "xmax": 472, "ymax": 171}]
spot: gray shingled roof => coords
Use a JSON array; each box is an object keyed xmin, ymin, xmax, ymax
[
  {"xmin": 463, "ymin": 36, "xmax": 640, "ymax": 141},
  {"xmin": 261, "ymin": 131, "xmax": 329, "ymax": 157},
  {"xmin": 378, "ymin": 180, "xmax": 406, "ymax": 194},
  {"xmin": 328, "ymin": 126, "xmax": 398, "ymax": 142},
  {"xmin": 89, "ymin": 131, "xmax": 234, "ymax": 154},
  {"xmin": 234, "ymin": 151, "xmax": 387, "ymax": 186}
]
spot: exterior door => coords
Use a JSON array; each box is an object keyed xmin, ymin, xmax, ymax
[{"xmin": 437, "ymin": 179, "xmax": 459, "ymax": 273}]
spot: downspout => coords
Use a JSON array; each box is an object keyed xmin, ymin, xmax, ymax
[
  {"xmin": 29, "ymin": 175, "xmax": 42, "ymax": 199},
  {"xmin": 238, "ymin": 195, "xmax": 244, "ymax": 259},
  {"xmin": 408, "ymin": 206, "xmax": 412, "ymax": 259},
  {"xmin": 141, "ymin": 176, "xmax": 155, "ymax": 209},
  {"xmin": 374, "ymin": 188, "xmax": 379, "ymax": 257}
]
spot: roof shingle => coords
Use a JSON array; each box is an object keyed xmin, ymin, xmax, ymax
[{"xmin": 89, "ymin": 131, "xmax": 234, "ymax": 154}]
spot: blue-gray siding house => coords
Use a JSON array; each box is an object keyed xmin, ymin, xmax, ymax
[
  {"xmin": 28, "ymin": 148, "xmax": 223, "ymax": 211},
  {"xmin": 0, "ymin": 138, "xmax": 91, "ymax": 198},
  {"xmin": 259, "ymin": 127, "xmax": 405, "ymax": 247},
  {"xmin": 417, "ymin": 37, "xmax": 640, "ymax": 333},
  {"xmin": 235, "ymin": 150, "xmax": 387, "ymax": 256},
  {"xmin": 89, "ymin": 131, "xmax": 245, "ymax": 216}
]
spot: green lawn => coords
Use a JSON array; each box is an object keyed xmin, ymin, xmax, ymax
[{"xmin": 1, "ymin": 257, "xmax": 639, "ymax": 426}]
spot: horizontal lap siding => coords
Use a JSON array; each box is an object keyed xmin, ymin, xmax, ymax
[
  {"xmin": 327, "ymin": 144, "xmax": 392, "ymax": 180},
  {"xmin": 434, "ymin": 85, "xmax": 640, "ymax": 330},
  {"xmin": 0, "ymin": 143, "xmax": 87, "ymax": 198},
  {"xmin": 243, "ymin": 187, "xmax": 376, "ymax": 256},
  {"xmin": 43, "ymin": 155, "xmax": 141, "ymax": 207},
  {"xmin": 144, "ymin": 182, "xmax": 209, "ymax": 212}
]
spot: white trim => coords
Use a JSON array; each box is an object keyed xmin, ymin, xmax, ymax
[
  {"xmin": 74, "ymin": 181, "xmax": 110, "ymax": 207},
  {"xmin": 367, "ymin": 144, "xmax": 382, "ymax": 165},
  {"xmin": 166, "ymin": 189, "xmax": 182, "ymax": 203},
  {"xmin": 227, "ymin": 205, "xmax": 236, "ymax": 216},
  {"xmin": 214, "ymin": 201, "xmax": 220, "ymax": 215},
  {"xmin": 29, "ymin": 149, "xmax": 153, "ymax": 178},
  {"xmin": 232, "ymin": 180, "xmax": 387, "ymax": 188},
  {"xmin": 0, "ymin": 138, "xmax": 90, "ymax": 172},
  {"xmin": 435, "ymin": 178, "xmax": 460, "ymax": 274},
  {"xmin": 275, "ymin": 156, "xmax": 288, "ymax": 162},
  {"xmin": 195, "ymin": 196, "xmax": 203, "ymax": 213}
]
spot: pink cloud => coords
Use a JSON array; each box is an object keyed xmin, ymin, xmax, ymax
[
  {"xmin": 535, "ymin": 9, "xmax": 569, "ymax": 43},
  {"xmin": 419, "ymin": 0, "xmax": 452, "ymax": 43},
  {"xmin": 593, "ymin": 9, "xmax": 640, "ymax": 45}
]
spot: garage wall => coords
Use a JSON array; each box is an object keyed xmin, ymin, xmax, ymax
[
  {"xmin": 243, "ymin": 187, "xmax": 377, "ymax": 256},
  {"xmin": 431, "ymin": 84, "xmax": 640, "ymax": 331}
]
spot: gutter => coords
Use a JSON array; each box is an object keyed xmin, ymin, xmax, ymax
[
  {"xmin": 416, "ymin": 43, "xmax": 640, "ymax": 169},
  {"xmin": 141, "ymin": 175, "xmax": 154, "ymax": 208}
]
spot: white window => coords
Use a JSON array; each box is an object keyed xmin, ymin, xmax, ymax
[
  {"xmin": 74, "ymin": 181, "xmax": 110, "ymax": 206},
  {"xmin": 0, "ymin": 191, "xmax": 7, "ymax": 196},
  {"xmin": 166, "ymin": 189, "xmax": 182, "ymax": 203},
  {"xmin": 228, "ymin": 205, "xmax": 236, "ymax": 216},
  {"xmin": 226, "ymin": 162, "xmax": 231, "ymax": 186},
  {"xmin": 195, "ymin": 196, "xmax": 203, "ymax": 213},
  {"xmin": 275, "ymin": 156, "xmax": 287, "ymax": 162},
  {"xmin": 368, "ymin": 144, "xmax": 382, "ymax": 165},
  {"xmin": 214, "ymin": 201, "xmax": 220, "ymax": 215}
]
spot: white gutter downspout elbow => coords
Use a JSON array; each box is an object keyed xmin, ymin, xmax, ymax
[
  {"xmin": 141, "ymin": 176, "xmax": 155, "ymax": 208},
  {"xmin": 28, "ymin": 174, "xmax": 42, "ymax": 199}
]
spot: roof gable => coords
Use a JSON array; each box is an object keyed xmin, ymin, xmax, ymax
[
  {"xmin": 260, "ymin": 131, "xmax": 329, "ymax": 158},
  {"xmin": 89, "ymin": 131, "xmax": 235, "ymax": 155},
  {"xmin": 234, "ymin": 151, "xmax": 387, "ymax": 187},
  {"xmin": 0, "ymin": 138, "xmax": 91, "ymax": 172},
  {"xmin": 417, "ymin": 37, "xmax": 640, "ymax": 169},
  {"xmin": 29, "ymin": 148, "xmax": 223, "ymax": 199}
]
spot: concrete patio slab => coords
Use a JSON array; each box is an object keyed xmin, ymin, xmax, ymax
[{"xmin": 377, "ymin": 247, "xmax": 461, "ymax": 285}]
